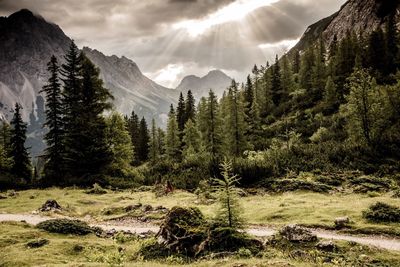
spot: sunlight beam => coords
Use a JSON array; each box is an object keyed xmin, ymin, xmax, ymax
[{"xmin": 173, "ymin": 0, "xmax": 280, "ymax": 37}]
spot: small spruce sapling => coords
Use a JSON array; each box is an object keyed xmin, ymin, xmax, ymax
[{"xmin": 212, "ymin": 159, "xmax": 244, "ymax": 229}]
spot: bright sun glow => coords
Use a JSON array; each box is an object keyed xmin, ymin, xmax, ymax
[
  {"xmin": 173, "ymin": 0, "xmax": 280, "ymax": 37},
  {"xmin": 258, "ymin": 39, "xmax": 300, "ymax": 50},
  {"xmin": 152, "ymin": 64, "xmax": 184, "ymax": 88}
]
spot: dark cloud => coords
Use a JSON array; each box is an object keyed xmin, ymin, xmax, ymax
[{"xmin": 0, "ymin": 0, "xmax": 346, "ymax": 86}]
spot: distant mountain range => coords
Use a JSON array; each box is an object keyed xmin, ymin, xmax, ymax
[
  {"xmin": 0, "ymin": 9, "xmax": 232, "ymax": 156},
  {"xmin": 176, "ymin": 70, "xmax": 232, "ymax": 100}
]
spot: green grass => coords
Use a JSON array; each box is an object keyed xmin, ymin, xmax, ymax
[
  {"xmin": 1, "ymin": 221, "xmax": 400, "ymax": 266},
  {"xmin": 1, "ymin": 188, "xmax": 400, "ymax": 235}
]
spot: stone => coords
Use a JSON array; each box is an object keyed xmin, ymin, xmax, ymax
[
  {"xmin": 316, "ymin": 240, "xmax": 338, "ymax": 252},
  {"xmin": 279, "ymin": 224, "xmax": 317, "ymax": 243},
  {"xmin": 39, "ymin": 199, "xmax": 62, "ymax": 212},
  {"xmin": 26, "ymin": 238, "xmax": 49, "ymax": 248},
  {"xmin": 334, "ymin": 217, "xmax": 350, "ymax": 229}
]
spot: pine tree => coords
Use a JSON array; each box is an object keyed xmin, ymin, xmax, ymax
[
  {"xmin": 293, "ymin": 50, "xmax": 301, "ymax": 74},
  {"xmin": 212, "ymin": 159, "xmax": 243, "ymax": 229},
  {"xmin": 323, "ymin": 76, "xmax": 339, "ymax": 111},
  {"xmin": 182, "ymin": 119, "xmax": 200, "ymax": 159},
  {"xmin": 176, "ymin": 92, "xmax": 186, "ymax": 133},
  {"xmin": 311, "ymin": 39, "xmax": 327, "ymax": 100},
  {"xmin": 271, "ymin": 55, "xmax": 283, "ymax": 106},
  {"xmin": 149, "ymin": 118, "xmax": 159, "ymax": 162},
  {"xmin": 157, "ymin": 127, "xmax": 166, "ymax": 157},
  {"xmin": 280, "ymin": 55, "xmax": 295, "ymax": 101},
  {"xmin": 10, "ymin": 103, "xmax": 31, "ymax": 181},
  {"xmin": 127, "ymin": 111, "xmax": 140, "ymax": 164},
  {"xmin": 0, "ymin": 122, "xmax": 12, "ymax": 171},
  {"xmin": 73, "ymin": 55, "xmax": 113, "ymax": 178},
  {"xmin": 137, "ymin": 117, "xmax": 150, "ymax": 162},
  {"xmin": 198, "ymin": 90, "xmax": 222, "ymax": 165},
  {"xmin": 185, "ymin": 90, "xmax": 196, "ymax": 122},
  {"xmin": 300, "ymin": 48, "xmax": 315, "ymax": 91},
  {"xmin": 224, "ymin": 80, "xmax": 247, "ymax": 157},
  {"xmin": 165, "ymin": 105, "xmax": 181, "ymax": 159},
  {"xmin": 40, "ymin": 55, "xmax": 65, "ymax": 184},
  {"xmin": 244, "ymin": 75, "xmax": 254, "ymax": 116},
  {"xmin": 105, "ymin": 112, "xmax": 134, "ymax": 175},
  {"xmin": 61, "ymin": 41, "xmax": 83, "ymax": 177}
]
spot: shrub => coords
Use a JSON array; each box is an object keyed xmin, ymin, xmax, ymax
[
  {"xmin": 37, "ymin": 219, "xmax": 94, "ymax": 235},
  {"xmin": 204, "ymin": 226, "xmax": 263, "ymax": 254},
  {"xmin": 85, "ymin": 183, "xmax": 107, "ymax": 194},
  {"xmin": 350, "ymin": 176, "xmax": 393, "ymax": 193},
  {"xmin": 139, "ymin": 238, "xmax": 170, "ymax": 259},
  {"xmin": 363, "ymin": 202, "xmax": 400, "ymax": 223}
]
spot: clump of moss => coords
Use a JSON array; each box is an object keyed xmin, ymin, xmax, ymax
[
  {"xmin": 37, "ymin": 219, "xmax": 94, "ymax": 235},
  {"xmin": 363, "ymin": 202, "xmax": 400, "ymax": 223}
]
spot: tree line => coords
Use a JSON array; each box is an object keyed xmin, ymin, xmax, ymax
[{"xmin": 1, "ymin": 15, "xmax": 399, "ymax": 188}]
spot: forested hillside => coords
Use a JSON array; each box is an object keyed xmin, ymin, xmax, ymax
[{"xmin": 0, "ymin": 4, "xmax": 399, "ymax": 191}]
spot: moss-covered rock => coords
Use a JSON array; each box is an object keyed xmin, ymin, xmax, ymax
[
  {"xmin": 26, "ymin": 238, "xmax": 49, "ymax": 248},
  {"xmin": 37, "ymin": 219, "xmax": 94, "ymax": 235},
  {"xmin": 200, "ymin": 226, "xmax": 263, "ymax": 255},
  {"xmin": 157, "ymin": 206, "xmax": 207, "ymax": 257}
]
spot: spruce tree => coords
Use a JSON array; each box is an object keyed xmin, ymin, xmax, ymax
[
  {"xmin": 198, "ymin": 90, "xmax": 222, "ymax": 165},
  {"xmin": 224, "ymin": 80, "xmax": 247, "ymax": 157},
  {"xmin": 0, "ymin": 122, "xmax": 12, "ymax": 171},
  {"xmin": 271, "ymin": 55, "xmax": 283, "ymax": 106},
  {"xmin": 157, "ymin": 127, "xmax": 166, "ymax": 157},
  {"xmin": 176, "ymin": 92, "xmax": 186, "ymax": 133},
  {"xmin": 10, "ymin": 103, "xmax": 31, "ymax": 181},
  {"xmin": 185, "ymin": 90, "xmax": 196, "ymax": 122},
  {"xmin": 244, "ymin": 75, "xmax": 254, "ymax": 115},
  {"xmin": 105, "ymin": 112, "xmax": 134, "ymax": 175},
  {"xmin": 182, "ymin": 119, "xmax": 200, "ymax": 159},
  {"xmin": 40, "ymin": 55, "xmax": 65, "ymax": 184},
  {"xmin": 165, "ymin": 105, "xmax": 181, "ymax": 159},
  {"xmin": 127, "ymin": 111, "xmax": 140, "ymax": 164},
  {"xmin": 137, "ymin": 117, "xmax": 150, "ymax": 162},
  {"xmin": 73, "ymin": 55, "xmax": 113, "ymax": 178},
  {"xmin": 149, "ymin": 118, "xmax": 159, "ymax": 162}
]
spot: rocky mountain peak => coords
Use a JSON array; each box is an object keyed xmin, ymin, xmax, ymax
[{"xmin": 292, "ymin": 0, "xmax": 400, "ymax": 53}]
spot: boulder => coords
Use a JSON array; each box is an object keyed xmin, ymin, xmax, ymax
[
  {"xmin": 316, "ymin": 240, "xmax": 338, "ymax": 252},
  {"xmin": 39, "ymin": 199, "xmax": 62, "ymax": 212},
  {"xmin": 334, "ymin": 217, "xmax": 350, "ymax": 229},
  {"xmin": 279, "ymin": 225, "xmax": 317, "ymax": 243},
  {"xmin": 26, "ymin": 238, "xmax": 49, "ymax": 248}
]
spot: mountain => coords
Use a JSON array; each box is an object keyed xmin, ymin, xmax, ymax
[
  {"xmin": 82, "ymin": 47, "xmax": 178, "ymax": 122},
  {"xmin": 292, "ymin": 0, "xmax": 400, "ymax": 52},
  {"xmin": 176, "ymin": 70, "xmax": 232, "ymax": 100},
  {"xmin": 0, "ymin": 9, "xmax": 179, "ymax": 156}
]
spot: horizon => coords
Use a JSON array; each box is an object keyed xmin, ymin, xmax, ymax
[{"xmin": 0, "ymin": 0, "xmax": 346, "ymax": 87}]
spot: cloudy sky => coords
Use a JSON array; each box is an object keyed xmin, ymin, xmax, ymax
[{"xmin": 0, "ymin": 0, "xmax": 346, "ymax": 88}]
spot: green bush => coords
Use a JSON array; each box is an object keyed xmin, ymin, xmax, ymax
[
  {"xmin": 37, "ymin": 219, "xmax": 94, "ymax": 235},
  {"xmin": 85, "ymin": 183, "xmax": 107, "ymax": 194},
  {"xmin": 363, "ymin": 202, "xmax": 400, "ymax": 223},
  {"xmin": 138, "ymin": 238, "xmax": 170, "ymax": 260},
  {"xmin": 205, "ymin": 226, "xmax": 263, "ymax": 254},
  {"xmin": 350, "ymin": 176, "xmax": 393, "ymax": 193}
]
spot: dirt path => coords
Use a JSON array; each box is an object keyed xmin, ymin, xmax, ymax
[{"xmin": 1, "ymin": 213, "xmax": 400, "ymax": 251}]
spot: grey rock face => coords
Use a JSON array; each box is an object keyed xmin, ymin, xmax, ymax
[{"xmin": 176, "ymin": 69, "xmax": 232, "ymax": 100}]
